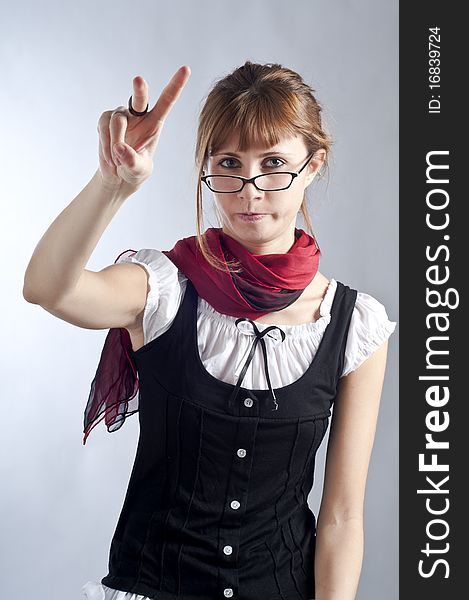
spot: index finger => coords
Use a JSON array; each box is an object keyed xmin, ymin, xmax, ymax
[{"xmin": 146, "ymin": 65, "xmax": 191, "ymax": 129}]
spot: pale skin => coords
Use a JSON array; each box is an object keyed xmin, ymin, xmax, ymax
[{"xmin": 24, "ymin": 68, "xmax": 389, "ymax": 600}]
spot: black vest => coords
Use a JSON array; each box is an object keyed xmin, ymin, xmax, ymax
[{"xmin": 101, "ymin": 279, "xmax": 357, "ymax": 600}]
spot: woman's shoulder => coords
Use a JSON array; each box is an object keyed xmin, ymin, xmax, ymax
[
  {"xmin": 115, "ymin": 247, "xmax": 188, "ymax": 283},
  {"xmin": 338, "ymin": 281, "xmax": 397, "ymax": 377},
  {"xmin": 350, "ymin": 285, "xmax": 396, "ymax": 327},
  {"xmin": 114, "ymin": 248, "xmax": 188, "ymax": 341},
  {"xmin": 329, "ymin": 274, "xmax": 394, "ymax": 320}
]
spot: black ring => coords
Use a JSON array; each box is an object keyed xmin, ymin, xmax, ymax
[{"xmin": 128, "ymin": 95, "xmax": 149, "ymax": 117}]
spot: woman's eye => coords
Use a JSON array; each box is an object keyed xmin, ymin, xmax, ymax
[
  {"xmin": 218, "ymin": 157, "xmax": 285, "ymax": 169},
  {"xmin": 218, "ymin": 158, "xmax": 238, "ymax": 168},
  {"xmin": 265, "ymin": 157, "xmax": 284, "ymax": 168}
]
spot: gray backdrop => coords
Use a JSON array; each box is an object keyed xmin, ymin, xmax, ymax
[{"xmin": 1, "ymin": 1, "xmax": 398, "ymax": 598}]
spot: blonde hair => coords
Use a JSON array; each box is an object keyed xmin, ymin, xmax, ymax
[{"xmin": 194, "ymin": 60, "xmax": 333, "ymax": 273}]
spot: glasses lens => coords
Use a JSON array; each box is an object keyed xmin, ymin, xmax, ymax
[
  {"xmin": 205, "ymin": 176, "xmax": 242, "ymax": 192},
  {"xmin": 255, "ymin": 173, "xmax": 293, "ymax": 191},
  {"xmin": 205, "ymin": 173, "xmax": 293, "ymax": 192}
]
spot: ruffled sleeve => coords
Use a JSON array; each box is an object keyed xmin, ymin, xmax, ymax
[
  {"xmin": 341, "ymin": 291, "xmax": 397, "ymax": 377},
  {"xmin": 82, "ymin": 248, "xmax": 182, "ymax": 445},
  {"xmin": 115, "ymin": 249, "xmax": 161, "ymax": 336},
  {"xmin": 116, "ymin": 248, "xmax": 187, "ymax": 345}
]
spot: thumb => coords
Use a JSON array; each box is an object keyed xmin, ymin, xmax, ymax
[{"xmin": 113, "ymin": 142, "xmax": 137, "ymax": 164}]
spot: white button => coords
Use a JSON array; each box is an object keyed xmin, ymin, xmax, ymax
[
  {"xmin": 223, "ymin": 545, "xmax": 233, "ymax": 555},
  {"xmin": 224, "ymin": 588, "xmax": 233, "ymax": 598},
  {"xmin": 237, "ymin": 448, "xmax": 246, "ymax": 458},
  {"xmin": 244, "ymin": 398, "xmax": 253, "ymax": 407},
  {"xmin": 230, "ymin": 500, "xmax": 240, "ymax": 510}
]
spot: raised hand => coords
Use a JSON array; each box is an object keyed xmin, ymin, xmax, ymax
[{"xmin": 97, "ymin": 65, "xmax": 191, "ymax": 191}]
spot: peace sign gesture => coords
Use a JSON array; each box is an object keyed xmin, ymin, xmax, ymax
[{"xmin": 97, "ymin": 65, "xmax": 191, "ymax": 192}]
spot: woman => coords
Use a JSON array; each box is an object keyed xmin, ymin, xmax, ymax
[{"xmin": 24, "ymin": 62, "xmax": 396, "ymax": 600}]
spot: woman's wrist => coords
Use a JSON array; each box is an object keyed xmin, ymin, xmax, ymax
[{"xmin": 94, "ymin": 167, "xmax": 141, "ymax": 202}]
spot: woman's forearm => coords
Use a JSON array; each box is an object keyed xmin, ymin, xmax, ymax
[
  {"xmin": 23, "ymin": 169, "xmax": 136, "ymax": 305},
  {"xmin": 314, "ymin": 517, "xmax": 364, "ymax": 600}
]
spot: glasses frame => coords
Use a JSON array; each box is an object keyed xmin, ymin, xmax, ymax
[{"xmin": 200, "ymin": 150, "xmax": 317, "ymax": 193}]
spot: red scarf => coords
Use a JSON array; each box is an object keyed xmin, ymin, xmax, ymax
[
  {"xmin": 162, "ymin": 227, "xmax": 320, "ymax": 318},
  {"xmin": 83, "ymin": 227, "xmax": 320, "ymax": 444}
]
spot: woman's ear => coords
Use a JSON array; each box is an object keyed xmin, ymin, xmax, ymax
[
  {"xmin": 312, "ymin": 149, "xmax": 326, "ymax": 174},
  {"xmin": 305, "ymin": 149, "xmax": 326, "ymax": 187}
]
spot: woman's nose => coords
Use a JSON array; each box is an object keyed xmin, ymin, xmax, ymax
[{"xmin": 237, "ymin": 180, "xmax": 263, "ymax": 200}]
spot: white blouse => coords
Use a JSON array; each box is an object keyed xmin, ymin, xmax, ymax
[
  {"xmin": 116, "ymin": 248, "xmax": 397, "ymax": 384},
  {"xmin": 82, "ymin": 249, "xmax": 397, "ymax": 600}
]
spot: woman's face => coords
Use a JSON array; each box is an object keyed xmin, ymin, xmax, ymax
[{"xmin": 206, "ymin": 133, "xmax": 325, "ymax": 254}]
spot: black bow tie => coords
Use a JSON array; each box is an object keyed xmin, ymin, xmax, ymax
[{"xmin": 228, "ymin": 318, "xmax": 286, "ymax": 410}]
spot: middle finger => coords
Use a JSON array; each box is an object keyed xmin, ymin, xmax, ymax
[{"xmin": 129, "ymin": 75, "xmax": 149, "ymax": 114}]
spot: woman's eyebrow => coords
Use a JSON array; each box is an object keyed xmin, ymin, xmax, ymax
[{"xmin": 210, "ymin": 150, "xmax": 294, "ymax": 157}]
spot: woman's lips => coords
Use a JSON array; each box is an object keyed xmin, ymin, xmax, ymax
[{"xmin": 237, "ymin": 213, "xmax": 267, "ymax": 222}]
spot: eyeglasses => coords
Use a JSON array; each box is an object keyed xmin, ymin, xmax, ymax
[{"xmin": 201, "ymin": 151, "xmax": 316, "ymax": 193}]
